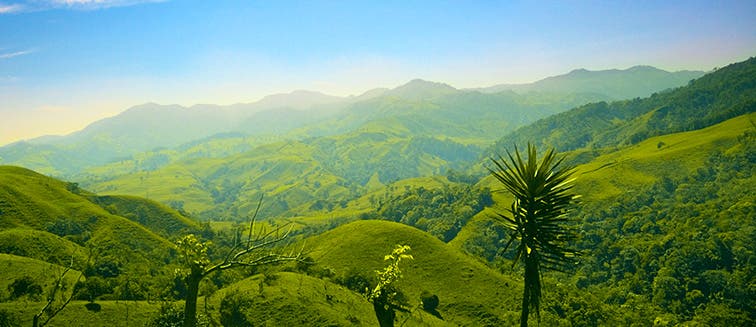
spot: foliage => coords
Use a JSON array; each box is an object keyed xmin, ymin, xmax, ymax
[
  {"xmin": 377, "ymin": 184, "xmax": 492, "ymax": 241},
  {"xmin": 7, "ymin": 276, "xmax": 42, "ymax": 300},
  {"xmin": 148, "ymin": 303, "xmax": 185, "ymax": 327},
  {"xmin": 0, "ymin": 309, "xmax": 17, "ymax": 327},
  {"xmin": 173, "ymin": 198, "xmax": 302, "ymax": 327},
  {"xmin": 488, "ymin": 144, "xmax": 580, "ymax": 326},
  {"xmin": 368, "ymin": 244, "xmax": 413, "ymax": 327},
  {"xmin": 219, "ymin": 291, "xmax": 253, "ymax": 327}
]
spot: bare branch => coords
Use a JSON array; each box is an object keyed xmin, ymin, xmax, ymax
[{"xmin": 34, "ymin": 251, "xmax": 90, "ymax": 327}]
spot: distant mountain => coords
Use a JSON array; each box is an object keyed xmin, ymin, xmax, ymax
[
  {"xmin": 0, "ymin": 91, "xmax": 348, "ymax": 175},
  {"xmin": 475, "ymin": 65, "xmax": 705, "ymax": 100},
  {"xmin": 289, "ymin": 80, "xmax": 608, "ymax": 142},
  {"xmin": 0, "ymin": 65, "xmax": 710, "ymax": 176},
  {"xmin": 383, "ymin": 79, "xmax": 460, "ymax": 100},
  {"xmin": 251, "ymin": 90, "xmax": 345, "ymax": 110},
  {"xmin": 487, "ymin": 57, "xmax": 755, "ymax": 158}
]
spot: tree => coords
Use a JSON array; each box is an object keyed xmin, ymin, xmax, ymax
[
  {"xmin": 175, "ymin": 197, "xmax": 302, "ymax": 327},
  {"xmin": 33, "ymin": 256, "xmax": 86, "ymax": 327},
  {"xmin": 368, "ymin": 244, "xmax": 413, "ymax": 327},
  {"xmin": 488, "ymin": 144, "xmax": 580, "ymax": 327}
]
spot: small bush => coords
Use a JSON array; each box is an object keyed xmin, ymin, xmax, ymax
[
  {"xmin": 220, "ymin": 291, "xmax": 253, "ymax": 327},
  {"xmin": 0, "ymin": 309, "xmax": 18, "ymax": 327},
  {"xmin": 421, "ymin": 291, "xmax": 439, "ymax": 311},
  {"xmin": 148, "ymin": 303, "xmax": 184, "ymax": 327},
  {"xmin": 8, "ymin": 276, "xmax": 42, "ymax": 300},
  {"xmin": 336, "ymin": 269, "xmax": 371, "ymax": 294},
  {"xmin": 84, "ymin": 302, "xmax": 101, "ymax": 312}
]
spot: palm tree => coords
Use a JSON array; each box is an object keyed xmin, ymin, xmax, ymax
[{"xmin": 488, "ymin": 144, "xmax": 580, "ymax": 327}]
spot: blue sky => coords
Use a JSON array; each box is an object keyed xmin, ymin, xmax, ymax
[{"xmin": 1, "ymin": 0, "xmax": 755, "ymax": 145}]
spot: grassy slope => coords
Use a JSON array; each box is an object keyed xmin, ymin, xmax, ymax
[
  {"xmin": 0, "ymin": 300, "xmax": 160, "ymax": 327},
  {"xmin": 0, "ymin": 229, "xmax": 88, "ymax": 266},
  {"xmin": 83, "ymin": 131, "xmax": 479, "ymax": 220},
  {"xmin": 451, "ymin": 112, "xmax": 756, "ymax": 257},
  {"xmin": 89, "ymin": 194, "xmax": 199, "ymax": 238},
  {"xmin": 0, "ymin": 165, "xmax": 196, "ymax": 271},
  {"xmin": 202, "ymin": 272, "xmax": 451, "ymax": 326},
  {"xmin": 307, "ymin": 219, "xmax": 521, "ymax": 326},
  {"xmin": 573, "ymin": 111, "xmax": 756, "ymax": 202},
  {"xmin": 0, "ymin": 254, "xmax": 82, "ymax": 300}
]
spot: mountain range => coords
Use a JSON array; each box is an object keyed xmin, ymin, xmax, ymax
[{"xmin": 0, "ymin": 65, "xmax": 703, "ymax": 176}]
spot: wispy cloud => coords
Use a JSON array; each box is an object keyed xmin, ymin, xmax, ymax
[
  {"xmin": 49, "ymin": 0, "xmax": 166, "ymax": 10},
  {"xmin": 0, "ymin": 0, "xmax": 164, "ymax": 13},
  {"xmin": 0, "ymin": 3, "xmax": 24, "ymax": 13},
  {"xmin": 0, "ymin": 49, "xmax": 34, "ymax": 60}
]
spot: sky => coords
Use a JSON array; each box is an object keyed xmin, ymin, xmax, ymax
[{"xmin": 1, "ymin": 0, "xmax": 755, "ymax": 145}]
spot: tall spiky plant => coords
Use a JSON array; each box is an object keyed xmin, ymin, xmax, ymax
[{"xmin": 488, "ymin": 144, "xmax": 580, "ymax": 327}]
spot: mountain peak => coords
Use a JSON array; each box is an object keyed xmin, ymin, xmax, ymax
[
  {"xmin": 627, "ymin": 65, "xmax": 661, "ymax": 71},
  {"xmin": 400, "ymin": 79, "xmax": 455, "ymax": 89},
  {"xmin": 567, "ymin": 68, "xmax": 591, "ymax": 75},
  {"xmin": 386, "ymin": 79, "xmax": 458, "ymax": 99},
  {"xmin": 255, "ymin": 90, "xmax": 344, "ymax": 109}
]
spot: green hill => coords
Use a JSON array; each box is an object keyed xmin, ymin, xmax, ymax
[
  {"xmin": 0, "ymin": 166, "xmax": 203, "ymax": 305},
  {"xmin": 0, "ymin": 300, "xmax": 160, "ymax": 326},
  {"xmin": 202, "ymin": 271, "xmax": 451, "ymax": 326},
  {"xmin": 307, "ymin": 219, "xmax": 521, "ymax": 326},
  {"xmin": 0, "ymin": 254, "xmax": 82, "ymax": 301},
  {"xmin": 488, "ymin": 56, "xmax": 756, "ymax": 158}
]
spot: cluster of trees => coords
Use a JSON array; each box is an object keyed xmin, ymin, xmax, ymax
[
  {"xmin": 375, "ymin": 184, "xmax": 492, "ymax": 241},
  {"xmin": 572, "ymin": 130, "xmax": 754, "ymax": 324}
]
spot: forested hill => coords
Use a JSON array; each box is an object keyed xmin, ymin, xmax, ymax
[{"xmin": 487, "ymin": 56, "xmax": 756, "ymax": 157}]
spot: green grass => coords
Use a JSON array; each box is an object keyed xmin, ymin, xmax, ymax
[
  {"xmin": 0, "ymin": 229, "xmax": 87, "ymax": 266},
  {"xmin": 0, "ymin": 300, "xmax": 160, "ymax": 327},
  {"xmin": 0, "ymin": 254, "xmax": 82, "ymax": 301},
  {"xmin": 307, "ymin": 219, "xmax": 521, "ymax": 326},
  {"xmin": 89, "ymin": 194, "xmax": 200, "ymax": 238},
  {"xmin": 0, "ymin": 165, "xmax": 197, "ymax": 282},
  {"xmin": 202, "ymin": 271, "xmax": 452, "ymax": 326},
  {"xmin": 573, "ymin": 112, "xmax": 756, "ymax": 202}
]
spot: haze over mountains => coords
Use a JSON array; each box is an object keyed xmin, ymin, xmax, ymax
[{"xmin": 0, "ymin": 65, "xmax": 703, "ymax": 176}]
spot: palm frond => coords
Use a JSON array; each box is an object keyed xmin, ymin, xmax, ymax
[{"xmin": 489, "ymin": 143, "xmax": 580, "ymax": 326}]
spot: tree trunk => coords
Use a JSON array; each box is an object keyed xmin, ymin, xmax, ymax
[
  {"xmin": 520, "ymin": 277, "xmax": 529, "ymax": 327},
  {"xmin": 183, "ymin": 272, "xmax": 202, "ymax": 327},
  {"xmin": 373, "ymin": 301, "xmax": 395, "ymax": 327}
]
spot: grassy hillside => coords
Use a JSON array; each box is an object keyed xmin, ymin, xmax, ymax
[
  {"xmin": 89, "ymin": 195, "xmax": 200, "ymax": 238},
  {"xmin": 0, "ymin": 166, "xmax": 204, "ymax": 308},
  {"xmin": 307, "ymin": 220, "xmax": 522, "ymax": 325},
  {"xmin": 81, "ymin": 132, "xmax": 484, "ymax": 220},
  {"xmin": 0, "ymin": 254, "xmax": 82, "ymax": 301},
  {"xmin": 0, "ymin": 300, "xmax": 160, "ymax": 326},
  {"xmin": 202, "ymin": 271, "xmax": 451, "ymax": 326}
]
